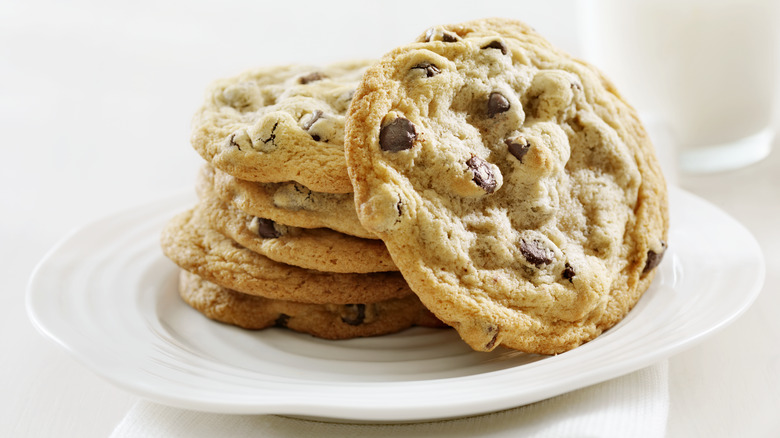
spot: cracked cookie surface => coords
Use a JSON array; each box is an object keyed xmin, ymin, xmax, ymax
[
  {"xmin": 345, "ymin": 18, "xmax": 668, "ymax": 354},
  {"xmin": 179, "ymin": 270, "xmax": 446, "ymax": 340},
  {"xmin": 191, "ymin": 60, "xmax": 372, "ymax": 194}
]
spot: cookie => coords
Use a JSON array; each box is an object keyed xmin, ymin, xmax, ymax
[
  {"xmin": 344, "ymin": 18, "xmax": 669, "ymax": 354},
  {"xmin": 160, "ymin": 207, "xmax": 412, "ymax": 304},
  {"xmin": 195, "ymin": 194, "xmax": 397, "ymax": 273},
  {"xmin": 197, "ymin": 164, "xmax": 375, "ymax": 239},
  {"xmin": 191, "ymin": 60, "xmax": 372, "ymax": 194},
  {"xmin": 178, "ymin": 270, "xmax": 446, "ymax": 339}
]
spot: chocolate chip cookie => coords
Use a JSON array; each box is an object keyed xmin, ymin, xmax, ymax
[
  {"xmin": 179, "ymin": 270, "xmax": 445, "ymax": 339},
  {"xmin": 197, "ymin": 164, "xmax": 375, "ymax": 239},
  {"xmin": 160, "ymin": 207, "xmax": 413, "ymax": 304},
  {"xmin": 191, "ymin": 60, "xmax": 372, "ymax": 194},
  {"xmin": 344, "ymin": 18, "xmax": 669, "ymax": 354},
  {"xmin": 196, "ymin": 194, "xmax": 397, "ymax": 273}
]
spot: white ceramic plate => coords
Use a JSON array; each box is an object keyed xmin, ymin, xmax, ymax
[{"xmin": 26, "ymin": 187, "xmax": 764, "ymax": 422}]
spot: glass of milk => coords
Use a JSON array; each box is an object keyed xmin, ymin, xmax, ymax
[{"xmin": 580, "ymin": 0, "xmax": 779, "ymax": 175}]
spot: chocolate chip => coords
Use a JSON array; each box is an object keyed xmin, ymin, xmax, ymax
[
  {"xmin": 341, "ymin": 304, "xmax": 366, "ymax": 326},
  {"xmin": 520, "ymin": 239, "xmax": 553, "ymax": 266},
  {"xmin": 228, "ymin": 133, "xmax": 241, "ymax": 151},
  {"xmin": 481, "ymin": 40, "xmax": 508, "ymax": 55},
  {"xmin": 466, "ymin": 156, "xmax": 497, "ymax": 193},
  {"xmin": 505, "ymin": 136, "xmax": 530, "ymax": 162},
  {"xmin": 299, "ymin": 72, "xmax": 326, "ymax": 84},
  {"xmin": 442, "ymin": 32, "xmax": 458, "ymax": 42},
  {"xmin": 487, "ymin": 92, "xmax": 510, "ymax": 117},
  {"xmin": 254, "ymin": 217, "xmax": 281, "ymax": 238},
  {"xmin": 301, "ymin": 110, "xmax": 323, "ymax": 131},
  {"xmin": 485, "ymin": 326, "xmax": 501, "ymax": 351},
  {"xmin": 562, "ymin": 263, "xmax": 576, "ymax": 282},
  {"xmin": 301, "ymin": 110, "xmax": 324, "ymax": 141},
  {"xmin": 485, "ymin": 329, "xmax": 499, "ymax": 350},
  {"xmin": 412, "ymin": 62, "xmax": 441, "ymax": 77},
  {"xmin": 424, "ymin": 28, "xmax": 459, "ymax": 42},
  {"xmin": 643, "ymin": 240, "xmax": 667, "ymax": 273},
  {"xmin": 258, "ymin": 121, "xmax": 279, "ymax": 147},
  {"xmin": 274, "ymin": 313, "xmax": 290, "ymax": 328},
  {"xmin": 379, "ymin": 117, "xmax": 417, "ymax": 152}
]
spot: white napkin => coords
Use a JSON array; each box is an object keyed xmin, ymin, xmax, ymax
[{"xmin": 111, "ymin": 360, "xmax": 668, "ymax": 438}]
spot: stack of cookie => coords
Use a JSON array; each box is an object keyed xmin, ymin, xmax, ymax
[
  {"xmin": 163, "ymin": 18, "xmax": 669, "ymax": 354},
  {"xmin": 160, "ymin": 60, "xmax": 444, "ymax": 340}
]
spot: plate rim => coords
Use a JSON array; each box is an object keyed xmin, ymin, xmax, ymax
[{"xmin": 25, "ymin": 186, "xmax": 766, "ymax": 421}]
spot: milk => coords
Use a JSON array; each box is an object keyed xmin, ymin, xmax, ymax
[{"xmin": 580, "ymin": 0, "xmax": 779, "ymax": 173}]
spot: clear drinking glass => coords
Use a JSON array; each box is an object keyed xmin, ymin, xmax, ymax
[{"xmin": 580, "ymin": 0, "xmax": 779, "ymax": 175}]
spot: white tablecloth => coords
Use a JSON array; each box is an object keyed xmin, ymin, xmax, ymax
[{"xmin": 111, "ymin": 362, "xmax": 668, "ymax": 438}]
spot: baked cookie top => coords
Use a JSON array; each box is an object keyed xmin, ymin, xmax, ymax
[
  {"xmin": 191, "ymin": 60, "xmax": 372, "ymax": 194},
  {"xmin": 344, "ymin": 18, "xmax": 669, "ymax": 354}
]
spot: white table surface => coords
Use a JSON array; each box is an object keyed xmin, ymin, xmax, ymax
[{"xmin": 2, "ymin": 1, "xmax": 779, "ymax": 436}]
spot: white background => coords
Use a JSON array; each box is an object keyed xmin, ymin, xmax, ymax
[{"xmin": 2, "ymin": 1, "xmax": 779, "ymax": 436}]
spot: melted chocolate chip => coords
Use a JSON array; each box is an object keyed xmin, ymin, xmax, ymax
[
  {"xmin": 228, "ymin": 133, "xmax": 241, "ymax": 151},
  {"xmin": 481, "ymin": 40, "xmax": 508, "ymax": 55},
  {"xmin": 466, "ymin": 156, "xmax": 497, "ymax": 193},
  {"xmin": 562, "ymin": 263, "xmax": 576, "ymax": 282},
  {"xmin": 301, "ymin": 110, "xmax": 323, "ymax": 131},
  {"xmin": 643, "ymin": 240, "xmax": 668, "ymax": 273},
  {"xmin": 379, "ymin": 117, "xmax": 417, "ymax": 152},
  {"xmin": 412, "ymin": 61, "xmax": 441, "ymax": 77},
  {"xmin": 255, "ymin": 217, "xmax": 281, "ymax": 238},
  {"xmin": 341, "ymin": 304, "xmax": 366, "ymax": 326},
  {"xmin": 274, "ymin": 313, "xmax": 290, "ymax": 328},
  {"xmin": 301, "ymin": 110, "xmax": 325, "ymax": 141},
  {"xmin": 259, "ymin": 121, "xmax": 279, "ymax": 147},
  {"xmin": 299, "ymin": 72, "xmax": 326, "ymax": 84},
  {"xmin": 487, "ymin": 92, "xmax": 510, "ymax": 117},
  {"xmin": 485, "ymin": 327, "xmax": 500, "ymax": 350},
  {"xmin": 505, "ymin": 137, "xmax": 530, "ymax": 162},
  {"xmin": 520, "ymin": 239, "xmax": 553, "ymax": 267}
]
